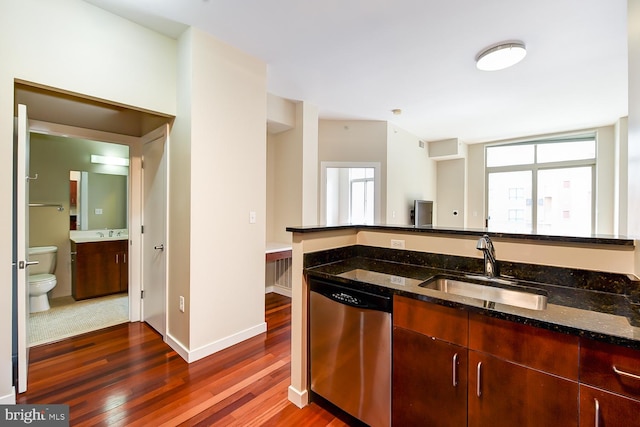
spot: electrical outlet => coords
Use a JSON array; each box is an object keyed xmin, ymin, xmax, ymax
[
  {"xmin": 390, "ymin": 275, "xmax": 406, "ymax": 286},
  {"xmin": 179, "ymin": 296, "xmax": 185, "ymax": 313},
  {"xmin": 391, "ymin": 239, "xmax": 405, "ymax": 249},
  {"xmin": 249, "ymin": 211, "xmax": 256, "ymax": 224}
]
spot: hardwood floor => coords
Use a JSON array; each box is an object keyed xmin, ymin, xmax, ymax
[{"xmin": 18, "ymin": 293, "xmax": 349, "ymax": 426}]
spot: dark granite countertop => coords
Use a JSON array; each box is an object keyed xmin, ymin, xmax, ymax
[
  {"xmin": 287, "ymin": 224, "xmax": 635, "ymax": 247},
  {"xmin": 304, "ymin": 245, "xmax": 640, "ymax": 351}
]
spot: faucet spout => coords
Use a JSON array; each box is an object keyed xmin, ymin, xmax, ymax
[{"xmin": 476, "ymin": 234, "xmax": 498, "ymax": 277}]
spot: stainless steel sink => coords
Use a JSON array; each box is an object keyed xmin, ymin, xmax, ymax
[{"xmin": 421, "ymin": 277, "xmax": 548, "ymax": 311}]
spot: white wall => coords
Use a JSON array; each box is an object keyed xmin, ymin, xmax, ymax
[
  {"xmin": 596, "ymin": 126, "xmax": 615, "ymax": 235},
  {"xmin": 386, "ymin": 124, "xmax": 436, "ymax": 225},
  {"xmin": 0, "ymin": 0, "xmax": 177, "ymax": 403},
  {"xmin": 319, "ymin": 120, "xmax": 388, "ymax": 222},
  {"xmin": 267, "ymin": 101, "xmax": 318, "ymax": 243},
  {"xmin": 437, "ymin": 158, "xmax": 465, "ymax": 228},
  {"xmin": 467, "ymin": 143, "xmax": 485, "ymax": 228},
  {"xmin": 628, "ymin": 0, "xmax": 640, "ymax": 238},
  {"xmin": 168, "ymin": 28, "xmax": 194, "ymax": 348},
  {"xmin": 182, "ymin": 27, "xmax": 267, "ymax": 355}
]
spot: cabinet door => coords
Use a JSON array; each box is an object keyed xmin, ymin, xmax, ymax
[
  {"xmin": 119, "ymin": 241, "xmax": 128, "ymax": 292},
  {"xmin": 74, "ymin": 241, "xmax": 122, "ymax": 299},
  {"xmin": 468, "ymin": 351, "xmax": 578, "ymax": 427},
  {"xmin": 75, "ymin": 250, "xmax": 119, "ymax": 299},
  {"xmin": 580, "ymin": 384, "xmax": 640, "ymax": 427},
  {"xmin": 393, "ymin": 326, "xmax": 467, "ymax": 427}
]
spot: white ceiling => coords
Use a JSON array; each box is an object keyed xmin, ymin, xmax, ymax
[{"xmin": 84, "ymin": 0, "xmax": 628, "ymax": 144}]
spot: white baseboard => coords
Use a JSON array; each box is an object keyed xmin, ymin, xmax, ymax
[
  {"xmin": 0, "ymin": 387, "xmax": 16, "ymax": 404},
  {"xmin": 168, "ymin": 322, "xmax": 267, "ymax": 363},
  {"xmin": 287, "ymin": 385, "xmax": 309, "ymax": 408},
  {"xmin": 165, "ymin": 333, "xmax": 190, "ymax": 362},
  {"xmin": 265, "ymin": 285, "xmax": 292, "ymax": 298}
]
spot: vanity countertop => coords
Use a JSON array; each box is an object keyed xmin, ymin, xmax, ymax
[
  {"xmin": 70, "ymin": 229, "xmax": 128, "ymax": 243},
  {"xmin": 304, "ymin": 246, "xmax": 640, "ymax": 350},
  {"xmin": 70, "ymin": 236, "xmax": 128, "ymax": 243}
]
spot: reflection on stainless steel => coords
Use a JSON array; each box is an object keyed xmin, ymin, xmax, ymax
[
  {"xmin": 422, "ymin": 277, "xmax": 548, "ymax": 311},
  {"xmin": 310, "ymin": 280, "xmax": 391, "ymax": 427},
  {"xmin": 464, "ymin": 274, "xmax": 516, "ymax": 286}
]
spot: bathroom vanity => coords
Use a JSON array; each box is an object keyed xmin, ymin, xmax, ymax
[{"xmin": 70, "ymin": 236, "xmax": 128, "ymax": 300}]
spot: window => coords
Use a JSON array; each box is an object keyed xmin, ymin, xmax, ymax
[
  {"xmin": 486, "ymin": 136, "xmax": 595, "ymax": 236},
  {"xmin": 349, "ymin": 168, "xmax": 375, "ymax": 224},
  {"xmin": 322, "ymin": 163, "xmax": 380, "ymax": 225}
]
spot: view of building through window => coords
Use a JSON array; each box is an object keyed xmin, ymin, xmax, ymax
[
  {"xmin": 324, "ymin": 166, "xmax": 376, "ymax": 225},
  {"xmin": 486, "ymin": 137, "xmax": 595, "ymax": 236},
  {"xmin": 349, "ymin": 168, "xmax": 375, "ymax": 224}
]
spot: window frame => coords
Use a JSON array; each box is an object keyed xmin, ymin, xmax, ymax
[{"xmin": 484, "ymin": 135, "xmax": 596, "ymax": 235}]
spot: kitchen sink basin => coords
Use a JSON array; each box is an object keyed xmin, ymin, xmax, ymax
[{"xmin": 421, "ymin": 277, "xmax": 548, "ymax": 311}]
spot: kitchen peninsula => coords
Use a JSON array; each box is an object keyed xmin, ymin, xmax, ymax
[{"xmin": 285, "ymin": 224, "xmax": 640, "ymax": 426}]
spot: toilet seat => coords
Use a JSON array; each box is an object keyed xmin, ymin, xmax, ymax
[{"xmin": 29, "ymin": 273, "xmax": 56, "ymax": 285}]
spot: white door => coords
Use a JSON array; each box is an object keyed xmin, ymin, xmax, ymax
[
  {"xmin": 141, "ymin": 125, "xmax": 168, "ymax": 336},
  {"xmin": 15, "ymin": 104, "xmax": 32, "ymax": 393}
]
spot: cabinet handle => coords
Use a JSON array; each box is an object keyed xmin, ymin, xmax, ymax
[
  {"xmin": 116, "ymin": 254, "xmax": 119, "ymax": 264},
  {"xmin": 452, "ymin": 353, "xmax": 459, "ymax": 387},
  {"xmin": 124, "ymin": 253, "xmax": 127, "ymax": 264},
  {"xmin": 476, "ymin": 361, "xmax": 482, "ymax": 397},
  {"xmin": 594, "ymin": 398, "xmax": 600, "ymax": 427},
  {"xmin": 613, "ymin": 365, "xmax": 640, "ymax": 381}
]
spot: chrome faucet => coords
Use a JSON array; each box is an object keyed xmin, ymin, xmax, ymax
[
  {"xmin": 109, "ymin": 229, "xmax": 114, "ymax": 237},
  {"xmin": 476, "ymin": 234, "xmax": 498, "ymax": 277}
]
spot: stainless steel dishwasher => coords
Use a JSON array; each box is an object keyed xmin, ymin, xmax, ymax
[{"xmin": 309, "ymin": 278, "xmax": 391, "ymax": 427}]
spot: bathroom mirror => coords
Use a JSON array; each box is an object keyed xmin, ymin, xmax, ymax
[{"xmin": 70, "ymin": 171, "xmax": 128, "ymax": 230}]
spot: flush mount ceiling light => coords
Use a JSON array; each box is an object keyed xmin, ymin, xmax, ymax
[{"xmin": 476, "ymin": 41, "xmax": 526, "ymax": 71}]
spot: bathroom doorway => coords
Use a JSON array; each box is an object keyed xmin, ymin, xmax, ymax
[
  {"xmin": 28, "ymin": 133, "xmax": 131, "ymax": 346},
  {"xmin": 14, "ymin": 82, "xmax": 173, "ymax": 388}
]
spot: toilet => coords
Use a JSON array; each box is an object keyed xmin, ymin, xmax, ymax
[{"xmin": 28, "ymin": 246, "xmax": 58, "ymax": 313}]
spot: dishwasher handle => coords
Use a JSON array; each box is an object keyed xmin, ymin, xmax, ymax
[{"xmin": 310, "ymin": 278, "xmax": 392, "ymax": 312}]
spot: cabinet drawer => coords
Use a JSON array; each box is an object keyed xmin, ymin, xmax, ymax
[
  {"xmin": 393, "ymin": 295, "xmax": 468, "ymax": 346},
  {"xmin": 469, "ymin": 312, "xmax": 579, "ymax": 380},
  {"xmin": 75, "ymin": 240, "xmax": 125, "ymax": 255},
  {"xmin": 579, "ymin": 384, "xmax": 640, "ymax": 427},
  {"xmin": 580, "ymin": 339, "xmax": 640, "ymax": 401}
]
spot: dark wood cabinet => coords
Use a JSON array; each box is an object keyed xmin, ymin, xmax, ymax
[
  {"xmin": 392, "ymin": 295, "xmax": 580, "ymax": 426},
  {"xmin": 467, "ymin": 350, "xmax": 578, "ymax": 427},
  {"xmin": 393, "ymin": 326, "xmax": 468, "ymax": 427},
  {"xmin": 467, "ymin": 312, "xmax": 579, "ymax": 426},
  {"xmin": 393, "ymin": 296, "xmax": 468, "ymax": 427},
  {"xmin": 71, "ymin": 240, "xmax": 128, "ymax": 300},
  {"xmin": 579, "ymin": 384, "xmax": 640, "ymax": 427},
  {"xmin": 579, "ymin": 339, "xmax": 640, "ymax": 426}
]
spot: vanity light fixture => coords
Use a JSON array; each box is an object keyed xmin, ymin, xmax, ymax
[
  {"xmin": 90, "ymin": 154, "xmax": 130, "ymax": 166},
  {"xmin": 476, "ymin": 41, "xmax": 526, "ymax": 71}
]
